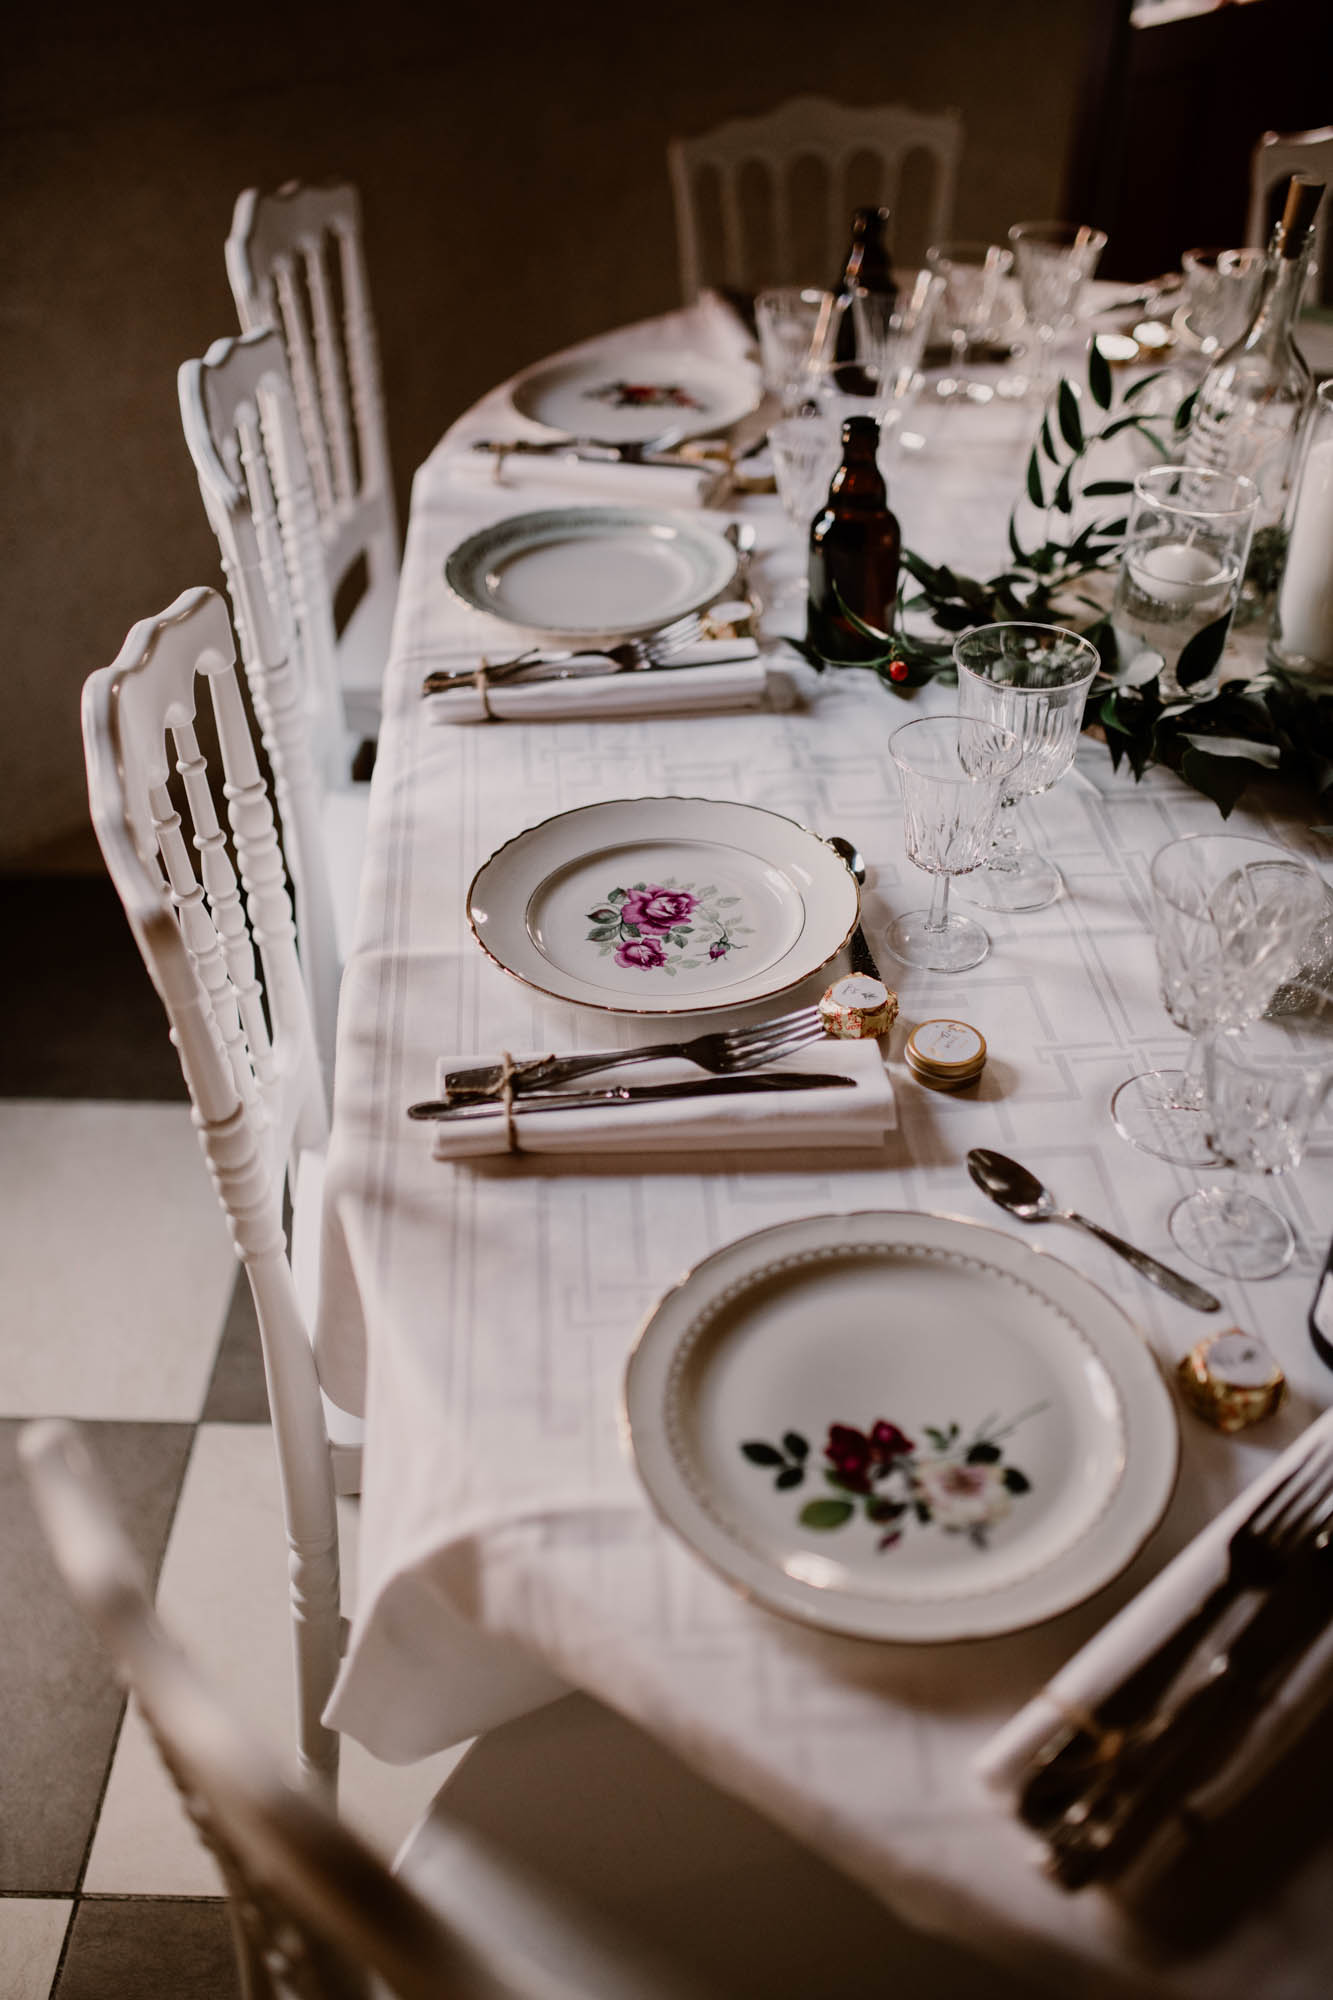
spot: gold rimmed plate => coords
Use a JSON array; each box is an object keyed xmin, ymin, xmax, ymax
[
  {"xmin": 466, "ymin": 797, "xmax": 859, "ymax": 1016},
  {"xmin": 624, "ymin": 1211, "xmax": 1179, "ymax": 1642}
]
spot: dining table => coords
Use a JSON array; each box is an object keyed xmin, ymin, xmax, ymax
[{"xmin": 313, "ymin": 286, "xmax": 1333, "ymax": 1999}]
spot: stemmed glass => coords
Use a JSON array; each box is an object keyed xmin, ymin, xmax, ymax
[
  {"xmin": 954, "ymin": 623, "xmax": 1100, "ymax": 912},
  {"xmin": 851, "ymin": 269, "xmax": 945, "ymax": 429},
  {"xmin": 1111, "ymin": 834, "xmax": 1327, "ymax": 1167},
  {"xmin": 754, "ymin": 287, "xmax": 842, "ymax": 411},
  {"xmin": 1007, "ymin": 222, "xmax": 1107, "ymax": 399},
  {"xmin": 885, "ymin": 715, "xmax": 1021, "ymax": 973},
  {"xmin": 925, "ymin": 242, "xmax": 1014, "ymax": 399},
  {"xmin": 767, "ymin": 411, "xmax": 841, "ymax": 610},
  {"xmin": 1168, "ymin": 1003, "xmax": 1333, "ymax": 1279}
]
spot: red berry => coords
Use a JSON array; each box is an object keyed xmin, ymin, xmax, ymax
[{"xmin": 888, "ymin": 659, "xmax": 909, "ymax": 683}]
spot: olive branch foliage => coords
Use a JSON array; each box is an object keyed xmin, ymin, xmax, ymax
[{"xmin": 788, "ymin": 343, "xmax": 1333, "ymax": 822}]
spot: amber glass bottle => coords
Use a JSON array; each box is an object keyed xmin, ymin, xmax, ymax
[
  {"xmin": 834, "ymin": 206, "xmax": 896, "ymax": 363},
  {"xmin": 807, "ymin": 415, "xmax": 901, "ymax": 662}
]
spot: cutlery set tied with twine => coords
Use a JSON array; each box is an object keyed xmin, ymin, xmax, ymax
[
  {"xmin": 409, "ymin": 1004, "xmax": 895, "ymax": 1160},
  {"xmin": 977, "ymin": 1407, "xmax": 1333, "ymax": 1891}
]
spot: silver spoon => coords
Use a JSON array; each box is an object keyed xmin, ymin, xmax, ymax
[
  {"xmin": 826, "ymin": 835, "xmax": 884, "ymax": 983},
  {"xmin": 967, "ymin": 1149, "xmax": 1220, "ymax": 1312}
]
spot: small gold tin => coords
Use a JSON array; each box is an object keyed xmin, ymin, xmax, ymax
[
  {"xmin": 1177, "ymin": 1329, "xmax": 1286, "ymax": 1433},
  {"xmin": 905, "ymin": 1018, "xmax": 987, "ymax": 1091}
]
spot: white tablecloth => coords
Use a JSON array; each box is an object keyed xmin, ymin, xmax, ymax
[{"xmin": 316, "ymin": 296, "xmax": 1333, "ymax": 1998}]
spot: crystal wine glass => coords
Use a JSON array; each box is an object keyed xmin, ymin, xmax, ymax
[
  {"xmin": 1168, "ymin": 1003, "xmax": 1333, "ymax": 1279},
  {"xmin": 754, "ymin": 287, "xmax": 842, "ymax": 411},
  {"xmin": 924, "ymin": 242, "xmax": 1014, "ymax": 399},
  {"xmin": 1007, "ymin": 222, "xmax": 1106, "ymax": 400},
  {"xmin": 1111, "ymin": 834, "xmax": 1327, "ymax": 1167},
  {"xmin": 953, "ymin": 623, "xmax": 1100, "ymax": 912},
  {"xmin": 885, "ymin": 715, "xmax": 1021, "ymax": 973},
  {"xmin": 851, "ymin": 269, "xmax": 945, "ymax": 428}
]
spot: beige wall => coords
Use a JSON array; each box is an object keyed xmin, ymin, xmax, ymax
[{"xmin": 0, "ymin": 0, "xmax": 1101, "ymax": 866}]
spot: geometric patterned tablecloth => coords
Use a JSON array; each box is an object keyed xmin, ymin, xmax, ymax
[{"xmin": 317, "ymin": 299, "xmax": 1333, "ymax": 1998}]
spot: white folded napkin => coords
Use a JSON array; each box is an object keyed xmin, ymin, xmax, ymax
[
  {"xmin": 976, "ymin": 1405, "xmax": 1333, "ymax": 1871},
  {"xmin": 424, "ymin": 641, "xmax": 767, "ymax": 724},
  {"xmin": 429, "ymin": 1036, "xmax": 894, "ymax": 1160},
  {"xmin": 441, "ymin": 445, "xmax": 724, "ymax": 509}
]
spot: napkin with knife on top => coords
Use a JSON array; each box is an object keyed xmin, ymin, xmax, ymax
[
  {"xmin": 424, "ymin": 638, "xmax": 768, "ymax": 724},
  {"xmin": 442, "ymin": 444, "xmax": 726, "ymax": 509},
  {"xmin": 428, "ymin": 1037, "xmax": 895, "ymax": 1160},
  {"xmin": 976, "ymin": 1404, "xmax": 1333, "ymax": 1880}
]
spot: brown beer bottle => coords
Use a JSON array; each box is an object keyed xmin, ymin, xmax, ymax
[
  {"xmin": 834, "ymin": 205, "xmax": 896, "ymax": 364},
  {"xmin": 807, "ymin": 415, "xmax": 901, "ymax": 663}
]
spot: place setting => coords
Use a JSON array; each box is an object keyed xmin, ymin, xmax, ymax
[
  {"xmin": 422, "ymin": 505, "xmax": 769, "ymax": 722},
  {"xmin": 409, "ymin": 793, "xmax": 902, "ymax": 1159}
]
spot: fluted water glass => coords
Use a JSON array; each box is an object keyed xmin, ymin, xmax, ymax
[
  {"xmin": 954, "ymin": 623, "xmax": 1100, "ymax": 912},
  {"xmin": 886, "ymin": 715, "xmax": 1021, "ymax": 972},
  {"xmin": 1008, "ymin": 221, "xmax": 1106, "ymax": 399}
]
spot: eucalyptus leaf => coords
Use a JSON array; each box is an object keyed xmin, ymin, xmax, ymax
[
  {"xmin": 1088, "ymin": 340, "xmax": 1112, "ymax": 411},
  {"xmin": 1081, "ymin": 479, "xmax": 1134, "ymax": 497},
  {"xmin": 1025, "ymin": 447, "xmax": 1045, "ymax": 509},
  {"xmin": 1179, "ymin": 733, "xmax": 1282, "ymax": 768},
  {"xmin": 1178, "ymin": 744, "xmax": 1254, "ymax": 817},
  {"xmin": 1123, "ymin": 369, "xmax": 1167, "ymax": 404},
  {"xmin": 1057, "ymin": 379, "xmax": 1085, "ymax": 452},
  {"xmin": 1039, "ymin": 413, "xmax": 1060, "ymax": 463},
  {"xmin": 1175, "ymin": 612, "xmax": 1233, "ymax": 690},
  {"xmin": 1052, "ymin": 463, "xmax": 1075, "ymax": 514}
]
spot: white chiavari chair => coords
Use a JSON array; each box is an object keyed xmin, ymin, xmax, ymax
[
  {"xmin": 179, "ymin": 327, "xmax": 367, "ymax": 1076},
  {"xmin": 21, "ymin": 1420, "xmax": 691, "ymax": 2000},
  {"xmin": 227, "ymin": 182, "xmax": 399, "ymax": 742},
  {"xmin": 81, "ymin": 586, "xmax": 361, "ymax": 1789},
  {"xmin": 668, "ymin": 95, "xmax": 963, "ymax": 302}
]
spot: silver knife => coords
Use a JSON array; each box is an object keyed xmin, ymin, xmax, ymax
[
  {"xmin": 407, "ymin": 1072, "xmax": 855, "ymax": 1120},
  {"xmin": 422, "ymin": 649, "xmax": 755, "ymax": 694}
]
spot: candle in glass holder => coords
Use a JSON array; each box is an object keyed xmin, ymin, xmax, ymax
[{"xmin": 1273, "ymin": 434, "xmax": 1333, "ymax": 671}]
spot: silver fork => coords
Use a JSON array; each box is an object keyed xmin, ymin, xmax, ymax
[
  {"xmin": 408, "ymin": 1006, "xmax": 827, "ymax": 1113},
  {"xmin": 420, "ymin": 615, "xmax": 703, "ymax": 694},
  {"xmin": 1037, "ymin": 1440, "xmax": 1333, "ymax": 1881},
  {"xmin": 1020, "ymin": 1437, "xmax": 1333, "ymax": 1831}
]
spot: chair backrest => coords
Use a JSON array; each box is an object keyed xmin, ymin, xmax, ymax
[
  {"xmin": 227, "ymin": 182, "xmax": 399, "ymax": 734},
  {"xmin": 81, "ymin": 586, "xmax": 341, "ymax": 1794},
  {"xmin": 21, "ymin": 1420, "xmax": 574, "ymax": 2000},
  {"xmin": 668, "ymin": 95, "xmax": 963, "ymax": 301},
  {"xmin": 179, "ymin": 329, "xmax": 346, "ymax": 1069},
  {"xmin": 1246, "ymin": 129, "xmax": 1333, "ymax": 306}
]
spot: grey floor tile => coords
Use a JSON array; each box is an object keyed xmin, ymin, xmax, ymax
[
  {"xmin": 0, "ymin": 1422, "xmax": 194, "ymax": 1893},
  {"xmin": 200, "ymin": 1273, "xmax": 268, "ymax": 1424},
  {"xmin": 54, "ymin": 1897, "xmax": 239, "ymax": 2000},
  {"xmin": 0, "ymin": 880, "xmax": 185, "ymax": 1101}
]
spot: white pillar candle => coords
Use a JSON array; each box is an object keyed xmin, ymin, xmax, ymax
[
  {"xmin": 1276, "ymin": 438, "xmax": 1333, "ymax": 667},
  {"xmin": 1132, "ymin": 540, "xmax": 1226, "ymax": 602}
]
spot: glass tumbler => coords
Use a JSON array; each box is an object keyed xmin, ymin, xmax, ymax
[
  {"xmin": 954, "ymin": 622, "xmax": 1100, "ymax": 913},
  {"xmin": 1111, "ymin": 466, "xmax": 1258, "ymax": 699},
  {"xmin": 885, "ymin": 715, "xmax": 1021, "ymax": 973}
]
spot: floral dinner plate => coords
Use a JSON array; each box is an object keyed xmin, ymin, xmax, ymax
[
  {"xmin": 466, "ymin": 796, "xmax": 860, "ymax": 1015},
  {"xmin": 508, "ymin": 348, "xmax": 760, "ymax": 444},
  {"xmin": 624, "ymin": 1211, "xmax": 1179, "ymax": 1642}
]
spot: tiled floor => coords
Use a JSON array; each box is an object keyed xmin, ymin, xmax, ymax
[{"xmin": 0, "ymin": 879, "xmax": 456, "ymax": 1997}]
